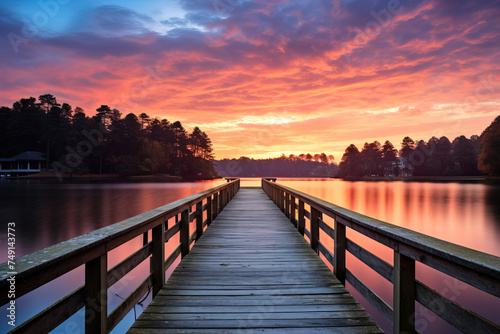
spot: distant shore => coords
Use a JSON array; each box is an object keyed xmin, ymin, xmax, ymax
[
  {"xmin": 7, "ymin": 172, "xmax": 219, "ymax": 183},
  {"xmin": 334, "ymin": 175, "xmax": 493, "ymax": 182}
]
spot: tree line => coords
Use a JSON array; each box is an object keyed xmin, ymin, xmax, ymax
[
  {"xmin": 336, "ymin": 115, "xmax": 500, "ymax": 177},
  {"xmin": 0, "ymin": 94, "xmax": 218, "ymax": 178},
  {"xmin": 215, "ymin": 154, "xmax": 338, "ymax": 177}
]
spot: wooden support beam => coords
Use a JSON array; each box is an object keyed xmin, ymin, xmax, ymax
[
  {"xmin": 85, "ymin": 254, "xmax": 107, "ymax": 334},
  {"xmin": 180, "ymin": 209, "xmax": 190, "ymax": 258},
  {"xmin": 310, "ymin": 207, "xmax": 320, "ymax": 253},
  {"xmin": 196, "ymin": 201, "xmax": 203, "ymax": 239},
  {"xmin": 393, "ymin": 251, "xmax": 416, "ymax": 334},
  {"xmin": 285, "ymin": 193, "xmax": 290, "ymax": 218},
  {"xmin": 290, "ymin": 195, "xmax": 296, "ymax": 226},
  {"xmin": 298, "ymin": 200, "xmax": 305, "ymax": 235},
  {"xmin": 151, "ymin": 222, "xmax": 165, "ymax": 296},
  {"xmin": 334, "ymin": 220, "xmax": 346, "ymax": 285},
  {"xmin": 207, "ymin": 196, "xmax": 212, "ymax": 226}
]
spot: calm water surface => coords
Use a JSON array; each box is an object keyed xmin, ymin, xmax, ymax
[{"xmin": 1, "ymin": 178, "xmax": 499, "ymax": 333}]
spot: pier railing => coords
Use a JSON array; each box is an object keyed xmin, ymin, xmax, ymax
[
  {"xmin": 262, "ymin": 179, "xmax": 500, "ymax": 334},
  {"xmin": 0, "ymin": 179, "xmax": 240, "ymax": 334}
]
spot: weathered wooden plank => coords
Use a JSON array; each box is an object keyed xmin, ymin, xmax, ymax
[
  {"xmin": 319, "ymin": 219, "xmax": 335, "ymax": 240},
  {"xmin": 0, "ymin": 180, "xmax": 241, "ymax": 305},
  {"xmin": 9, "ymin": 286, "xmax": 84, "ymax": 334},
  {"xmin": 310, "ymin": 207, "xmax": 320, "ymax": 253},
  {"xmin": 415, "ymin": 281, "xmax": 500, "ymax": 334},
  {"xmin": 165, "ymin": 244, "xmax": 181, "ymax": 270},
  {"xmin": 108, "ymin": 274, "xmax": 153, "ymax": 331},
  {"xmin": 85, "ymin": 254, "xmax": 107, "ymax": 334},
  {"xmin": 345, "ymin": 269, "xmax": 393, "ymax": 323},
  {"xmin": 393, "ymin": 251, "xmax": 415, "ymax": 334},
  {"xmin": 138, "ymin": 310, "xmax": 371, "ymax": 320},
  {"xmin": 130, "ymin": 188, "xmax": 380, "ymax": 333},
  {"xmin": 298, "ymin": 200, "xmax": 305, "ymax": 235},
  {"xmin": 165, "ymin": 223, "xmax": 180, "ymax": 241},
  {"xmin": 334, "ymin": 220, "xmax": 346, "ymax": 285},
  {"xmin": 108, "ymin": 242, "xmax": 152, "ymax": 287},
  {"xmin": 151, "ymin": 222, "xmax": 165, "ymax": 296},
  {"xmin": 180, "ymin": 209, "xmax": 189, "ymax": 258},
  {"xmin": 260, "ymin": 180, "xmax": 500, "ymax": 284},
  {"xmin": 346, "ymin": 238, "xmax": 393, "ymax": 283},
  {"xmin": 318, "ymin": 241, "xmax": 334, "ymax": 267},
  {"xmin": 128, "ymin": 327, "xmax": 384, "ymax": 334},
  {"xmin": 132, "ymin": 317, "xmax": 377, "ymax": 329}
]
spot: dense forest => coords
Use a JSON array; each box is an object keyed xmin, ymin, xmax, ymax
[
  {"xmin": 336, "ymin": 115, "xmax": 500, "ymax": 177},
  {"xmin": 215, "ymin": 154, "xmax": 338, "ymax": 177},
  {"xmin": 0, "ymin": 94, "xmax": 218, "ymax": 178}
]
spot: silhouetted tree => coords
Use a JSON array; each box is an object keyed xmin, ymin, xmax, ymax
[
  {"xmin": 38, "ymin": 94, "xmax": 60, "ymax": 169},
  {"xmin": 452, "ymin": 136, "xmax": 477, "ymax": 175},
  {"xmin": 400, "ymin": 136, "xmax": 415, "ymax": 159},
  {"xmin": 478, "ymin": 115, "xmax": 500, "ymax": 176}
]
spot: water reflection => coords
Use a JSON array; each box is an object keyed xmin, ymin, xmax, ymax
[
  {"xmin": 1, "ymin": 179, "xmax": 499, "ymax": 333},
  {"xmin": 0, "ymin": 180, "xmax": 224, "ymax": 333},
  {"xmin": 279, "ymin": 178, "xmax": 500, "ymax": 333}
]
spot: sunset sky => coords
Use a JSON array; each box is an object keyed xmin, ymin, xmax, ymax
[{"xmin": 1, "ymin": 0, "xmax": 499, "ymax": 160}]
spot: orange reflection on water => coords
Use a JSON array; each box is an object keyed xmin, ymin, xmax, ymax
[{"xmin": 278, "ymin": 178, "xmax": 500, "ymax": 333}]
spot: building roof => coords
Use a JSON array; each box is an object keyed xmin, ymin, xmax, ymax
[{"xmin": 7, "ymin": 151, "xmax": 46, "ymax": 161}]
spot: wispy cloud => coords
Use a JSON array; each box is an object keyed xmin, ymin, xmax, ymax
[{"xmin": 1, "ymin": 0, "xmax": 499, "ymax": 159}]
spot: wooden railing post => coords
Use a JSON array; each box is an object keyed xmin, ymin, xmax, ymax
[
  {"xmin": 298, "ymin": 200, "xmax": 305, "ymax": 235},
  {"xmin": 310, "ymin": 207, "xmax": 319, "ymax": 252},
  {"xmin": 85, "ymin": 254, "xmax": 107, "ymax": 334},
  {"xmin": 280, "ymin": 190, "xmax": 284, "ymax": 212},
  {"xmin": 285, "ymin": 193, "xmax": 290, "ymax": 218},
  {"xmin": 334, "ymin": 220, "xmax": 346, "ymax": 285},
  {"xmin": 290, "ymin": 195, "xmax": 296, "ymax": 226},
  {"xmin": 152, "ymin": 222, "xmax": 165, "ymax": 296},
  {"xmin": 394, "ymin": 251, "xmax": 416, "ymax": 334},
  {"xmin": 213, "ymin": 193, "xmax": 218, "ymax": 217},
  {"xmin": 142, "ymin": 231, "xmax": 148, "ymax": 246},
  {"xmin": 180, "ymin": 209, "xmax": 190, "ymax": 258},
  {"xmin": 196, "ymin": 201, "xmax": 203, "ymax": 239},
  {"xmin": 207, "ymin": 196, "xmax": 212, "ymax": 226}
]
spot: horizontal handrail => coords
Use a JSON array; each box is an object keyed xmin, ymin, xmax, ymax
[
  {"xmin": 262, "ymin": 179, "xmax": 500, "ymax": 334},
  {"xmin": 0, "ymin": 179, "xmax": 240, "ymax": 334}
]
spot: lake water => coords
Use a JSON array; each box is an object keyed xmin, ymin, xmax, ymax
[{"xmin": 1, "ymin": 178, "xmax": 499, "ymax": 333}]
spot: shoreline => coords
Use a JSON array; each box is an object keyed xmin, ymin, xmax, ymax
[
  {"xmin": 333, "ymin": 175, "xmax": 494, "ymax": 183},
  {"xmin": 4, "ymin": 172, "xmax": 220, "ymax": 183}
]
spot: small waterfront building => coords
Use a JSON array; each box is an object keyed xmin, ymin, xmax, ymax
[
  {"xmin": 384, "ymin": 157, "xmax": 414, "ymax": 177},
  {"xmin": 0, "ymin": 151, "xmax": 46, "ymax": 177}
]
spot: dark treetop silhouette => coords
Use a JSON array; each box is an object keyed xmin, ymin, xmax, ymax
[{"xmin": 0, "ymin": 94, "xmax": 217, "ymax": 179}]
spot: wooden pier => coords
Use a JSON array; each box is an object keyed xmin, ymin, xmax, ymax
[
  {"xmin": 1, "ymin": 178, "xmax": 499, "ymax": 334},
  {"xmin": 129, "ymin": 188, "xmax": 381, "ymax": 333}
]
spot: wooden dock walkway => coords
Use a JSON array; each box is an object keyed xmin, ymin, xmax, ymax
[
  {"xmin": 2, "ymin": 178, "xmax": 499, "ymax": 333},
  {"xmin": 128, "ymin": 188, "xmax": 382, "ymax": 333}
]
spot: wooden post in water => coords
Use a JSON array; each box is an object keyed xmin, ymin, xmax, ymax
[
  {"xmin": 180, "ymin": 209, "xmax": 190, "ymax": 258},
  {"xmin": 298, "ymin": 200, "xmax": 305, "ymax": 235},
  {"xmin": 85, "ymin": 254, "xmax": 107, "ymax": 334},
  {"xmin": 334, "ymin": 220, "xmax": 346, "ymax": 285},
  {"xmin": 310, "ymin": 207, "xmax": 319, "ymax": 252},
  {"xmin": 152, "ymin": 222, "xmax": 165, "ymax": 296},
  {"xmin": 393, "ymin": 251, "xmax": 416, "ymax": 334},
  {"xmin": 196, "ymin": 201, "xmax": 203, "ymax": 239}
]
